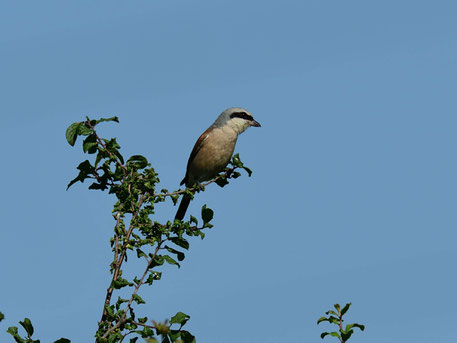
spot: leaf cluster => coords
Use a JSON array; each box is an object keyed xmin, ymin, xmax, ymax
[
  {"xmin": 6, "ymin": 318, "xmax": 69, "ymax": 343},
  {"xmin": 317, "ymin": 303, "xmax": 364, "ymax": 343}
]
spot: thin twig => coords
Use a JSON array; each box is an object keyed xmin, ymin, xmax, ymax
[
  {"xmin": 152, "ymin": 167, "xmax": 237, "ymax": 199},
  {"xmin": 100, "ymin": 194, "xmax": 147, "ymax": 323},
  {"xmin": 102, "ymin": 239, "xmax": 166, "ymax": 339},
  {"xmin": 131, "ymin": 321, "xmax": 157, "ymax": 330},
  {"xmin": 113, "ymin": 212, "xmax": 123, "ymax": 265},
  {"xmin": 338, "ymin": 308, "xmax": 344, "ymax": 343}
]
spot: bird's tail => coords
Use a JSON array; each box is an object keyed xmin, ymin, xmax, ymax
[{"xmin": 175, "ymin": 193, "xmax": 191, "ymax": 221}]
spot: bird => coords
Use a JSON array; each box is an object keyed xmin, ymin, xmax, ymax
[{"xmin": 175, "ymin": 107, "xmax": 261, "ymax": 221}]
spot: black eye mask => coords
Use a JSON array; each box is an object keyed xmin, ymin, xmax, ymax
[{"xmin": 230, "ymin": 112, "xmax": 254, "ymax": 121}]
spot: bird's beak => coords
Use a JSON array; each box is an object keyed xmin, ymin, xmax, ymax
[{"xmin": 251, "ymin": 119, "xmax": 261, "ymax": 127}]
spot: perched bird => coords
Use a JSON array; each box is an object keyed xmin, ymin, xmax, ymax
[{"xmin": 175, "ymin": 107, "xmax": 261, "ymax": 220}]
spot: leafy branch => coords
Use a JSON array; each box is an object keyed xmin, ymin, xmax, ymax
[
  {"xmin": 64, "ymin": 117, "xmax": 252, "ymax": 343},
  {"xmin": 317, "ymin": 303, "xmax": 365, "ymax": 343},
  {"xmin": 5, "ymin": 317, "xmax": 69, "ymax": 343}
]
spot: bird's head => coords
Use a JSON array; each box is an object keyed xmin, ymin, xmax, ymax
[{"xmin": 213, "ymin": 107, "xmax": 261, "ymax": 134}]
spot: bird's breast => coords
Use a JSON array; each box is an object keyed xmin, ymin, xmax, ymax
[{"xmin": 189, "ymin": 127, "xmax": 237, "ymax": 182}]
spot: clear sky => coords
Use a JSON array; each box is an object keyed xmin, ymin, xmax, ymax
[{"xmin": 1, "ymin": 1, "xmax": 456, "ymax": 342}]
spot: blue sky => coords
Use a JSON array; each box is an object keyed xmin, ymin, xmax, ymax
[{"xmin": 1, "ymin": 1, "xmax": 456, "ymax": 342}]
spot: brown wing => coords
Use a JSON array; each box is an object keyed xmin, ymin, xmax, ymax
[{"xmin": 180, "ymin": 127, "xmax": 211, "ymax": 186}]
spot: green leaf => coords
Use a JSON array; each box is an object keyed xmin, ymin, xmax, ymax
[
  {"xmin": 111, "ymin": 278, "xmax": 132, "ymax": 289},
  {"xmin": 94, "ymin": 150, "xmax": 105, "ymax": 168},
  {"xmin": 179, "ymin": 330, "xmax": 195, "ymax": 343},
  {"xmin": 7, "ymin": 326, "xmax": 19, "ymax": 336},
  {"xmin": 97, "ymin": 116, "xmax": 119, "ymax": 124},
  {"xmin": 132, "ymin": 294, "xmax": 146, "ymax": 304},
  {"xmin": 231, "ymin": 171, "xmax": 241, "ymax": 179},
  {"xmin": 54, "ymin": 339, "xmax": 71, "ymax": 343},
  {"xmin": 115, "ymin": 296, "xmax": 129, "ymax": 310},
  {"xmin": 215, "ymin": 176, "xmax": 229, "ymax": 187},
  {"xmin": 112, "ymin": 148, "xmax": 125, "ymax": 164},
  {"xmin": 201, "ymin": 205, "xmax": 213, "ymax": 224},
  {"xmin": 169, "ymin": 236, "xmax": 189, "ymax": 250},
  {"xmin": 65, "ymin": 122, "xmax": 81, "ymax": 146},
  {"xmin": 231, "ymin": 153, "xmax": 242, "ymax": 167},
  {"xmin": 163, "ymin": 255, "xmax": 180, "ymax": 268},
  {"xmin": 351, "ymin": 323, "xmax": 365, "ymax": 331},
  {"xmin": 139, "ymin": 326, "xmax": 155, "ymax": 338},
  {"xmin": 67, "ymin": 160, "xmax": 95, "ymax": 190},
  {"xmin": 136, "ymin": 248, "xmax": 147, "ymax": 259},
  {"xmin": 344, "ymin": 323, "xmax": 364, "ymax": 333},
  {"xmin": 341, "ymin": 330, "xmax": 353, "ymax": 341},
  {"xmin": 317, "ymin": 316, "xmax": 329, "ymax": 324},
  {"xmin": 19, "ymin": 318, "xmax": 34, "ymax": 337},
  {"xmin": 341, "ymin": 302, "xmax": 351, "ymax": 316},
  {"xmin": 329, "ymin": 332, "xmax": 341, "ymax": 339},
  {"xmin": 170, "ymin": 312, "xmax": 190, "ymax": 325},
  {"xmin": 169, "ymin": 330, "xmax": 180, "ymax": 342},
  {"xmin": 78, "ymin": 160, "xmax": 94, "ymax": 173},
  {"xmin": 105, "ymin": 305, "xmax": 115, "ymax": 318},
  {"xmin": 129, "ymin": 338, "xmax": 139, "ymax": 343},
  {"xmin": 104, "ymin": 137, "xmax": 120, "ymax": 150},
  {"xmin": 88, "ymin": 181, "xmax": 108, "ymax": 191},
  {"xmin": 171, "ymin": 194, "xmax": 179, "ymax": 205},
  {"xmin": 7, "ymin": 326, "xmax": 25, "ymax": 343},
  {"xmin": 77, "ymin": 124, "xmax": 92, "ymax": 136},
  {"xmin": 189, "ymin": 215, "xmax": 198, "ymax": 225},
  {"xmin": 242, "ymin": 165, "xmax": 253, "ymax": 177},
  {"xmin": 82, "ymin": 134, "xmax": 98, "ymax": 154},
  {"xmin": 325, "ymin": 310, "xmax": 338, "ymax": 316},
  {"xmin": 0, "ymin": 311, "xmax": 4, "ymax": 321},
  {"xmin": 6, "ymin": 326, "xmax": 27, "ymax": 343},
  {"xmin": 127, "ymin": 155, "xmax": 148, "ymax": 169},
  {"xmin": 344, "ymin": 324, "xmax": 353, "ymax": 332},
  {"xmin": 328, "ymin": 316, "xmax": 339, "ymax": 325},
  {"xmin": 148, "ymin": 255, "xmax": 165, "ymax": 268},
  {"xmin": 334, "ymin": 303, "xmax": 341, "ymax": 312},
  {"xmin": 165, "ymin": 246, "xmax": 185, "ymax": 261},
  {"xmin": 320, "ymin": 332, "xmax": 329, "ymax": 339},
  {"xmin": 145, "ymin": 273, "xmax": 155, "ymax": 285}
]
